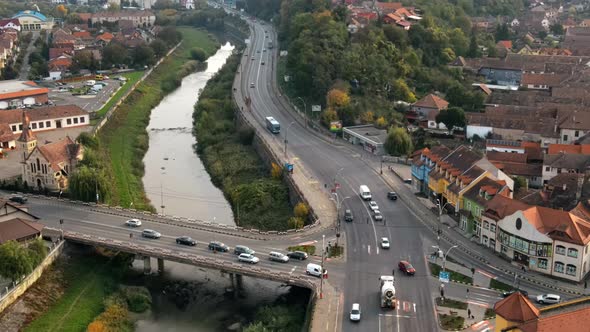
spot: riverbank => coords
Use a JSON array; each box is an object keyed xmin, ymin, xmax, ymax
[{"xmin": 94, "ymin": 27, "xmax": 219, "ymax": 209}]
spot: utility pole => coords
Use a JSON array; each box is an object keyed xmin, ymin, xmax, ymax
[{"xmin": 320, "ymin": 234, "xmax": 325, "ymax": 299}]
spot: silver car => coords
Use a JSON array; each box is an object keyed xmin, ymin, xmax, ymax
[
  {"xmin": 536, "ymin": 294, "xmax": 560, "ymax": 304},
  {"xmin": 238, "ymin": 253, "xmax": 259, "ymax": 264},
  {"xmin": 125, "ymin": 219, "xmax": 142, "ymax": 227},
  {"xmin": 141, "ymin": 229, "xmax": 161, "ymax": 239}
]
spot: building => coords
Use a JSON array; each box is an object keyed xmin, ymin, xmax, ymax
[
  {"xmin": 409, "ymin": 94, "xmax": 449, "ymax": 124},
  {"xmin": 542, "ymin": 153, "xmax": 590, "ymax": 184},
  {"xmin": 520, "ymin": 73, "xmax": 568, "ymax": 90},
  {"xmin": 19, "ymin": 113, "xmax": 83, "ymax": 191},
  {"xmin": 0, "ymin": 105, "xmax": 90, "ymax": 137},
  {"xmin": 11, "ymin": 10, "xmax": 54, "ymax": 31},
  {"xmin": 0, "ymin": 198, "xmax": 39, "ymax": 222},
  {"xmin": 0, "ymin": 218, "xmax": 44, "ymax": 244},
  {"xmin": 461, "ymin": 177, "xmax": 511, "ymax": 239},
  {"xmin": 487, "ymin": 149, "xmax": 543, "ymax": 188},
  {"xmin": 0, "ymin": 80, "xmax": 49, "ymax": 109},
  {"xmin": 0, "ymin": 19, "xmax": 21, "ymax": 32},
  {"xmin": 411, "ymin": 145, "xmax": 452, "ymax": 195},
  {"xmin": 520, "ymin": 173, "xmax": 587, "ymax": 210},
  {"xmin": 90, "ymin": 11, "xmax": 156, "ymax": 28},
  {"xmin": 342, "ymin": 125, "xmax": 387, "ymax": 155},
  {"xmin": 495, "ymin": 291, "xmax": 590, "ymax": 332}
]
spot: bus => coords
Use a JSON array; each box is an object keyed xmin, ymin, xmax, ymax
[{"xmin": 265, "ymin": 116, "xmax": 280, "ymax": 134}]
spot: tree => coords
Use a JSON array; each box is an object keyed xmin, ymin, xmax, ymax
[
  {"xmin": 102, "ymin": 43, "xmax": 128, "ymax": 68},
  {"xmin": 27, "ymin": 238, "xmax": 47, "ymax": 266},
  {"xmin": 158, "ymin": 26, "xmax": 181, "ymax": 47},
  {"xmin": 56, "ymin": 4, "xmax": 68, "ymax": 18},
  {"xmin": 467, "ymin": 32, "xmax": 480, "ymax": 58},
  {"xmin": 294, "ymin": 202, "xmax": 309, "ymax": 220},
  {"xmin": 550, "ymin": 23, "xmax": 564, "ymax": 35},
  {"xmin": 133, "ymin": 44, "xmax": 155, "ymax": 67},
  {"xmin": 513, "ymin": 176, "xmax": 528, "ymax": 193},
  {"xmin": 71, "ymin": 50, "xmax": 95, "ymax": 72},
  {"xmin": 190, "ymin": 47, "xmax": 207, "ymax": 62},
  {"xmin": 435, "ymin": 107, "xmax": 466, "ymax": 131},
  {"xmin": 390, "ymin": 79, "xmax": 416, "ymax": 102},
  {"xmin": 270, "ymin": 162, "xmax": 282, "ymax": 180},
  {"xmin": 360, "ymin": 111, "xmax": 375, "ymax": 124},
  {"xmin": 87, "ymin": 321, "xmax": 107, "ymax": 332},
  {"xmin": 495, "ymin": 23, "xmax": 510, "ymax": 41},
  {"xmin": 107, "ymin": 3, "xmax": 121, "ymax": 12},
  {"xmin": 375, "ymin": 116, "xmax": 387, "ymax": 129},
  {"xmin": 326, "ymin": 89, "xmax": 350, "ymax": 109},
  {"xmin": 150, "ymin": 39, "xmax": 168, "ymax": 58},
  {"xmin": 0, "ymin": 241, "xmax": 33, "ymax": 282},
  {"xmin": 321, "ymin": 108, "xmax": 339, "ymax": 127},
  {"xmin": 287, "ymin": 217, "xmax": 304, "ymax": 229},
  {"xmin": 384, "ymin": 127, "xmax": 413, "ymax": 156}
]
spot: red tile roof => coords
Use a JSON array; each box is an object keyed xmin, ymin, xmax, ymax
[
  {"xmin": 497, "ymin": 40, "xmax": 513, "ymax": 49},
  {"xmin": 494, "ymin": 292, "xmax": 540, "ymax": 323},
  {"xmin": 72, "ymin": 31, "xmax": 91, "ymax": 38},
  {"xmin": 31, "ymin": 136, "xmax": 82, "ymax": 172},
  {"xmin": 521, "ymin": 73, "xmax": 568, "ymax": 86},
  {"xmin": 484, "ymin": 195, "xmax": 530, "ymax": 220},
  {"xmin": 413, "ymin": 94, "xmax": 449, "ymax": 110},
  {"xmin": 548, "ymin": 144, "xmax": 590, "ymax": 155},
  {"xmin": 0, "ymin": 218, "xmax": 44, "ymax": 244}
]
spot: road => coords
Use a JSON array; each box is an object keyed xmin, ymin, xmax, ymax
[
  {"xmin": 236, "ymin": 19, "xmax": 439, "ymax": 332},
  {"xmin": 18, "ymin": 31, "xmax": 39, "ymax": 80}
]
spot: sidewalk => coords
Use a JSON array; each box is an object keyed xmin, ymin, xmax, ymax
[
  {"xmin": 309, "ymin": 280, "xmax": 342, "ymax": 332},
  {"xmin": 376, "ymin": 161, "xmax": 588, "ymax": 296},
  {"xmin": 435, "ymin": 296, "xmax": 494, "ymax": 331}
]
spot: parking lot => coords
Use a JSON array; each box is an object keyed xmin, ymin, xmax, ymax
[{"xmin": 47, "ymin": 77, "xmax": 125, "ymax": 112}]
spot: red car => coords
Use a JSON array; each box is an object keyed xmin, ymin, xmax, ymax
[{"xmin": 398, "ymin": 260, "xmax": 416, "ymax": 275}]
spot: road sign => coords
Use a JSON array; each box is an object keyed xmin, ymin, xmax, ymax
[
  {"xmin": 312, "ymin": 105, "xmax": 321, "ymax": 112},
  {"xmin": 439, "ymin": 271, "xmax": 450, "ymax": 283}
]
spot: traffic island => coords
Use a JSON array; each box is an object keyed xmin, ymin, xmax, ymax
[
  {"xmin": 287, "ymin": 245, "xmax": 316, "ymax": 255},
  {"xmin": 328, "ymin": 244, "xmax": 343, "ymax": 258},
  {"xmin": 438, "ymin": 313, "xmax": 465, "ymax": 331},
  {"xmin": 429, "ymin": 263, "xmax": 473, "ymax": 285}
]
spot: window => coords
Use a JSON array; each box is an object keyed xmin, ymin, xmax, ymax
[
  {"xmin": 11, "ymin": 125, "xmax": 16, "ymax": 131},
  {"xmin": 66, "ymin": 118, "xmax": 72, "ymax": 125},
  {"xmin": 545, "ymin": 166, "xmax": 550, "ymax": 172},
  {"xmin": 557, "ymin": 168, "xmax": 562, "ymax": 174},
  {"xmin": 31, "ymin": 123, "xmax": 37, "ymax": 129},
  {"xmin": 46, "ymin": 121, "xmax": 51, "ymax": 127},
  {"xmin": 538, "ymin": 258, "xmax": 548, "ymax": 270},
  {"xmin": 466, "ymin": 201, "xmax": 471, "ymax": 210},
  {"xmin": 80, "ymin": 117, "xmax": 85, "ymax": 123},
  {"xmin": 73, "ymin": 118, "xmax": 78, "ymax": 124},
  {"xmin": 490, "ymin": 224, "xmax": 496, "ymax": 233},
  {"xmin": 556, "ymin": 245, "xmax": 566, "ymax": 255},
  {"xmin": 484, "ymin": 221, "xmax": 489, "ymax": 230},
  {"xmin": 490, "ymin": 239, "xmax": 496, "ymax": 248},
  {"xmin": 566, "ymin": 264, "xmax": 577, "ymax": 276},
  {"xmin": 568, "ymin": 248, "xmax": 578, "ymax": 258},
  {"xmin": 554, "ymin": 261, "xmax": 565, "ymax": 273},
  {"xmin": 563, "ymin": 135, "xmax": 568, "ymax": 141},
  {"xmin": 19, "ymin": 124, "xmax": 22, "ymax": 130},
  {"xmin": 575, "ymin": 130, "xmax": 580, "ymax": 137},
  {"xmin": 483, "ymin": 235, "xmax": 488, "ymax": 245},
  {"xmin": 39, "ymin": 122, "xmax": 44, "ymax": 128}
]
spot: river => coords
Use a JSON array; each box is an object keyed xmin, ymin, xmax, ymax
[{"xmin": 142, "ymin": 42, "xmax": 235, "ymax": 226}]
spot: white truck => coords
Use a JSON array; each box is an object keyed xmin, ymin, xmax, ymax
[
  {"xmin": 359, "ymin": 185, "xmax": 372, "ymax": 200},
  {"xmin": 380, "ymin": 276, "xmax": 396, "ymax": 309}
]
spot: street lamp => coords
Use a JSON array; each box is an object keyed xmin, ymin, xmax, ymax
[
  {"xmin": 331, "ymin": 193, "xmax": 350, "ymax": 246},
  {"xmin": 320, "ymin": 234, "xmax": 325, "ymax": 299},
  {"xmin": 284, "ymin": 121, "xmax": 295, "ymax": 158},
  {"xmin": 434, "ymin": 245, "xmax": 458, "ymax": 272},
  {"xmin": 296, "ymin": 97, "xmax": 307, "ymax": 127},
  {"xmin": 436, "ymin": 199, "xmax": 453, "ymax": 247}
]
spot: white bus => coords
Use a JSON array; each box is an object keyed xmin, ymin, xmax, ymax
[{"xmin": 265, "ymin": 116, "xmax": 280, "ymax": 134}]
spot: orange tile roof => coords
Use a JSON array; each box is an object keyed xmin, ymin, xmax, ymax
[
  {"xmin": 72, "ymin": 31, "xmax": 91, "ymax": 38},
  {"xmin": 31, "ymin": 136, "xmax": 82, "ymax": 172},
  {"xmin": 0, "ymin": 86, "xmax": 48, "ymax": 100},
  {"xmin": 497, "ymin": 40, "xmax": 513, "ymax": 49},
  {"xmin": 413, "ymin": 94, "xmax": 449, "ymax": 110},
  {"xmin": 494, "ymin": 292, "xmax": 540, "ymax": 323},
  {"xmin": 484, "ymin": 195, "xmax": 530, "ymax": 220},
  {"xmin": 547, "ymin": 144, "xmax": 590, "ymax": 155},
  {"xmin": 523, "ymin": 206, "xmax": 590, "ymax": 245}
]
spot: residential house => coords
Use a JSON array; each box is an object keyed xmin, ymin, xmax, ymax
[
  {"xmin": 90, "ymin": 10, "xmax": 156, "ymax": 28},
  {"xmin": 52, "ymin": 28, "xmax": 76, "ymax": 49},
  {"xmin": 0, "ymin": 106, "xmax": 90, "ymax": 136},
  {"xmin": 495, "ymin": 293, "xmax": 590, "ymax": 332},
  {"xmin": 0, "ymin": 218, "xmax": 44, "ymax": 244},
  {"xmin": 0, "ymin": 198, "xmax": 38, "ymax": 222},
  {"xmin": 487, "ymin": 150, "xmax": 543, "ymax": 188},
  {"xmin": 411, "ymin": 145, "xmax": 451, "ymax": 195},
  {"xmin": 471, "ymin": 17, "xmax": 497, "ymax": 32},
  {"xmin": 461, "ymin": 177, "xmax": 511, "ymax": 239},
  {"xmin": 0, "ymin": 19, "xmax": 21, "ymax": 32},
  {"xmin": 520, "ymin": 173, "xmax": 587, "ymax": 210},
  {"xmin": 48, "ymin": 56, "xmax": 73, "ymax": 80},
  {"xmin": 542, "ymin": 152, "xmax": 590, "ymax": 184},
  {"xmin": 520, "ymin": 73, "xmax": 569, "ymax": 90},
  {"xmin": 481, "ymin": 195, "xmax": 531, "ymax": 251},
  {"xmin": 496, "ymin": 40, "xmax": 513, "ymax": 57},
  {"xmin": 95, "ymin": 32, "xmax": 114, "ymax": 46},
  {"xmin": 563, "ymin": 27, "xmax": 590, "ymax": 55},
  {"xmin": 407, "ymin": 94, "xmax": 449, "ymax": 131},
  {"xmin": 49, "ymin": 47, "xmax": 74, "ymax": 60},
  {"xmin": 557, "ymin": 111, "xmax": 590, "ymax": 144},
  {"xmin": 374, "ymin": 2, "xmax": 403, "ymax": 15}
]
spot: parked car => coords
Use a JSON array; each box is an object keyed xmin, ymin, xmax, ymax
[
  {"xmin": 268, "ymin": 251, "xmax": 289, "ymax": 263},
  {"xmin": 125, "ymin": 219, "xmax": 142, "ymax": 227},
  {"xmin": 349, "ymin": 303, "xmax": 361, "ymax": 322},
  {"xmin": 373, "ymin": 210, "xmax": 383, "ymax": 221},
  {"xmin": 381, "ymin": 237, "xmax": 390, "ymax": 249},
  {"xmin": 238, "ymin": 253, "xmax": 259, "ymax": 264},
  {"xmin": 502, "ymin": 289, "xmax": 529, "ymax": 298},
  {"xmin": 234, "ymin": 245, "xmax": 255, "ymax": 255},
  {"xmin": 398, "ymin": 260, "xmax": 416, "ymax": 275},
  {"xmin": 536, "ymin": 294, "xmax": 560, "ymax": 304},
  {"xmin": 141, "ymin": 229, "xmax": 161, "ymax": 239},
  {"xmin": 176, "ymin": 236, "xmax": 196, "ymax": 246},
  {"xmin": 287, "ymin": 251, "xmax": 308, "ymax": 260},
  {"xmin": 9, "ymin": 196, "xmax": 27, "ymax": 204},
  {"xmin": 344, "ymin": 209, "xmax": 353, "ymax": 222},
  {"xmin": 387, "ymin": 192, "xmax": 398, "ymax": 200},
  {"xmin": 208, "ymin": 241, "xmax": 229, "ymax": 252},
  {"xmin": 369, "ymin": 201, "xmax": 379, "ymax": 211}
]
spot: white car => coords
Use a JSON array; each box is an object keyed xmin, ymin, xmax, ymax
[
  {"xmin": 238, "ymin": 253, "xmax": 259, "ymax": 264},
  {"xmin": 381, "ymin": 237, "xmax": 390, "ymax": 249},
  {"xmin": 125, "ymin": 219, "xmax": 142, "ymax": 227},
  {"xmin": 373, "ymin": 210, "xmax": 383, "ymax": 221},
  {"xmin": 369, "ymin": 201, "xmax": 379, "ymax": 211},
  {"xmin": 536, "ymin": 294, "xmax": 561, "ymax": 304},
  {"xmin": 349, "ymin": 303, "xmax": 361, "ymax": 321}
]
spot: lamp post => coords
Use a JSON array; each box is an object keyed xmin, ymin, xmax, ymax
[
  {"xmin": 442, "ymin": 245, "xmax": 459, "ymax": 272},
  {"xmin": 320, "ymin": 234, "xmax": 325, "ymax": 299},
  {"xmin": 436, "ymin": 199, "xmax": 452, "ymax": 247},
  {"xmin": 331, "ymin": 193, "xmax": 350, "ymax": 246},
  {"xmin": 284, "ymin": 121, "xmax": 295, "ymax": 158},
  {"xmin": 296, "ymin": 97, "xmax": 307, "ymax": 127}
]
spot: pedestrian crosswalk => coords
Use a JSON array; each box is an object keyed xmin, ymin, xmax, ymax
[{"xmin": 471, "ymin": 320, "xmax": 493, "ymax": 332}]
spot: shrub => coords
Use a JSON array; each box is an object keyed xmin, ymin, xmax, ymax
[
  {"xmin": 288, "ymin": 217, "xmax": 304, "ymax": 229},
  {"xmin": 293, "ymin": 202, "xmax": 309, "ymax": 220},
  {"xmin": 122, "ymin": 286, "xmax": 152, "ymax": 313},
  {"xmin": 271, "ymin": 162, "xmax": 283, "ymax": 180},
  {"xmin": 190, "ymin": 47, "xmax": 207, "ymax": 61}
]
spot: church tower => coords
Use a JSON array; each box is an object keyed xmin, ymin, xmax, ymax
[{"xmin": 17, "ymin": 110, "xmax": 37, "ymax": 162}]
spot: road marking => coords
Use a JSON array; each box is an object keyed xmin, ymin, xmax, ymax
[
  {"xmin": 379, "ymin": 313, "xmax": 412, "ymax": 318},
  {"xmin": 368, "ymin": 245, "xmax": 371, "ymax": 255},
  {"xmin": 289, "ymin": 266, "xmax": 297, "ymax": 275},
  {"xmin": 376, "ymin": 246, "xmax": 380, "ymax": 255},
  {"xmin": 413, "ymin": 303, "xmax": 416, "ymax": 313},
  {"xmin": 297, "ymin": 240, "xmax": 317, "ymax": 246},
  {"xmin": 477, "ymin": 269, "xmax": 497, "ymax": 279},
  {"xmin": 467, "ymin": 300, "xmax": 489, "ymax": 308}
]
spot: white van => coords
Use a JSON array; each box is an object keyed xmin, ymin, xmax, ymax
[
  {"xmin": 306, "ymin": 263, "xmax": 324, "ymax": 277},
  {"xmin": 85, "ymin": 80, "xmax": 96, "ymax": 86},
  {"xmin": 359, "ymin": 185, "xmax": 372, "ymax": 200},
  {"xmin": 92, "ymin": 84, "xmax": 103, "ymax": 91}
]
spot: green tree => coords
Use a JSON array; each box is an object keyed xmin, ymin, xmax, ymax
[
  {"xmin": 27, "ymin": 238, "xmax": 47, "ymax": 266},
  {"xmin": 287, "ymin": 217, "xmax": 304, "ymax": 229},
  {"xmin": 190, "ymin": 47, "xmax": 207, "ymax": 62},
  {"xmin": 513, "ymin": 176, "xmax": 528, "ymax": 193},
  {"xmin": 390, "ymin": 78, "xmax": 416, "ymax": 102},
  {"xmin": 149, "ymin": 39, "xmax": 168, "ymax": 58},
  {"xmin": 435, "ymin": 106, "xmax": 466, "ymax": 131},
  {"xmin": 68, "ymin": 166, "xmax": 110, "ymax": 203},
  {"xmin": 495, "ymin": 23, "xmax": 510, "ymax": 41},
  {"xmin": 0, "ymin": 241, "xmax": 33, "ymax": 282},
  {"xmin": 133, "ymin": 44, "xmax": 155, "ymax": 67},
  {"xmin": 384, "ymin": 127, "xmax": 413, "ymax": 156},
  {"xmin": 293, "ymin": 202, "xmax": 309, "ymax": 220},
  {"xmin": 467, "ymin": 31, "xmax": 480, "ymax": 58},
  {"xmin": 550, "ymin": 23, "xmax": 564, "ymax": 35},
  {"xmin": 102, "ymin": 42, "xmax": 128, "ymax": 67}
]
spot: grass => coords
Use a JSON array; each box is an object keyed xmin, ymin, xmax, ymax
[
  {"xmin": 429, "ymin": 263, "xmax": 473, "ymax": 284},
  {"xmin": 438, "ymin": 313, "xmax": 465, "ymax": 330},
  {"xmin": 96, "ymin": 27, "xmax": 219, "ymax": 209},
  {"xmin": 445, "ymin": 255, "xmax": 467, "ymax": 268},
  {"xmin": 95, "ymin": 71, "xmax": 144, "ymax": 118},
  {"xmin": 435, "ymin": 297, "xmax": 468, "ymax": 310},
  {"xmin": 328, "ymin": 245, "xmax": 343, "ymax": 257},
  {"xmin": 287, "ymin": 245, "xmax": 316, "ymax": 255},
  {"xmin": 484, "ymin": 308, "xmax": 496, "ymax": 318},
  {"xmin": 490, "ymin": 278, "xmax": 514, "ymax": 292},
  {"xmin": 24, "ymin": 254, "xmax": 121, "ymax": 332}
]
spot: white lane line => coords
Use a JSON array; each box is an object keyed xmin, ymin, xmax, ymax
[
  {"xmin": 368, "ymin": 245, "xmax": 371, "ymax": 255},
  {"xmin": 289, "ymin": 266, "xmax": 297, "ymax": 275},
  {"xmin": 413, "ymin": 303, "xmax": 416, "ymax": 313}
]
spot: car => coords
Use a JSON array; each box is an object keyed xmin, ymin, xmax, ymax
[
  {"xmin": 251, "ymin": 56, "xmax": 255, "ymax": 60},
  {"xmin": 373, "ymin": 210, "xmax": 383, "ymax": 221},
  {"xmin": 387, "ymin": 192, "xmax": 398, "ymax": 200},
  {"xmin": 250, "ymin": 82, "xmax": 255, "ymax": 88},
  {"xmin": 349, "ymin": 303, "xmax": 361, "ymax": 321},
  {"xmin": 176, "ymin": 236, "xmax": 196, "ymax": 246},
  {"xmin": 125, "ymin": 219, "xmax": 142, "ymax": 227},
  {"xmin": 502, "ymin": 289, "xmax": 529, "ymax": 298},
  {"xmin": 234, "ymin": 245, "xmax": 255, "ymax": 255},
  {"xmin": 381, "ymin": 237, "xmax": 390, "ymax": 249},
  {"xmin": 398, "ymin": 260, "xmax": 416, "ymax": 275},
  {"xmin": 261, "ymin": 61, "xmax": 265, "ymax": 65},
  {"xmin": 344, "ymin": 209, "xmax": 353, "ymax": 222},
  {"xmin": 257, "ymin": 50, "xmax": 261, "ymax": 53},
  {"xmin": 8, "ymin": 196, "xmax": 27, "ymax": 204},
  {"xmin": 263, "ymin": 48, "xmax": 267, "ymax": 52},
  {"xmin": 58, "ymin": 87, "xmax": 68, "ymax": 92},
  {"xmin": 265, "ymin": 35, "xmax": 268, "ymax": 38},
  {"xmin": 208, "ymin": 241, "xmax": 229, "ymax": 252},
  {"xmin": 369, "ymin": 201, "xmax": 379, "ymax": 211},
  {"xmin": 536, "ymin": 294, "xmax": 561, "ymax": 304},
  {"xmin": 238, "ymin": 253, "xmax": 259, "ymax": 264},
  {"xmin": 269, "ymin": 251, "xmax": 289, "ymax": 262},
  {"xmin": 404, "ymin": 178, "xmax": 412, "ymax": 184},
  {"xmin": 287, "ymin": 251, "xmax": 308, "ymax": 260},
  {"xmin": 141, "ymin": 229, "xmax": 161, "ymax": 239}
]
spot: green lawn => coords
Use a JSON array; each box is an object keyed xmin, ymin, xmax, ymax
[
  {"xmin": 438, "ymin": 313, "xmax": 465, "ymax": 330},
  {"xmin": 97, "ymin": 27, "xmax": 219, "ymax": 209},
  {"xmin": 429, "ymin": 263, "xmax": 473, "ymax": 284},
  {"xmin": 287, "ymin": 245, "xmax": 316, "ymax": 255},
  {"xmin": 490, "ymin": 278, "xmax": 514, "ymax": 292},
  {"xmin": 96, "ymin": 71, "xmax": 144, "ymax": 118},
  {"xmin": 24, "ymin": 256, "xmax": 115, "ymax": 332},
  {"xmin": 436, "ymin": 297, "xmax": 468, "ymax": 310}
]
